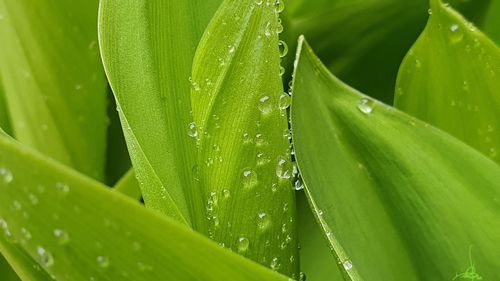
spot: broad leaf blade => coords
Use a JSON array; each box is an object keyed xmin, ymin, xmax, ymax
[
  {"xmin": 0, "ymin": 134, "xmax": 289, "ymax": 281},
  {"xmin": 395, "ymin": 0, "xmax": 500, "ymax": 165},
  {"xmin": 0, "ymin": 0, "xmax": 108, "ymax": 180},
  {"xmin": 291, "ymin": 38, "xmax": 500, "ymax": 280},
  {"xmin": 99, "ymin": 0, "xmax": 221, "ymax": 228},
  {"xmin": 191, "ymin": 0, "xmax": 298, "ymax": 277}
]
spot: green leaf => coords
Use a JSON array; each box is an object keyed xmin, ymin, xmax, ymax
[
  {"xmin": 0, "ymin": 253, "xmax": 20, "ymax": 281},
  {"xmin": 114, "ymin": 169, "xmax": 141, "ymax": 201},
  {"xmin": 190, "ymin": 0, "xmax": 298, "ymax": 277},
  {"xmin": 395, "ymin": 0, "xmax": 500, "ymax": 165},
  {"xmin": 291, "ymin": 37, "xmax": 500, "ymax": 280},
  {"xmin": 297, "ymin": 193, "xmax": 342, "ymax": 281},
  {"xmin": 484, "ymin": 0, "xmax": 500, "ymax": 44},
  {"xmin": 0, "ymin": 0, "xmax": 108, "ymax": 180},
  {"xmin": 98, "ymin": 0, "xmax": 221, "ymax": 228},
  {"xmin": 0, "ymin": 134, "xmax": 290, "ymax": 281}
]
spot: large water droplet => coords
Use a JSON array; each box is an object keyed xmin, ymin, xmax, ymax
[
  {"xmin": 357, "ymin": 98, "xmax": 375, "ymax": 114},
  {"xmin": 278, "ymin": 40, "xmax": 288, "ymax": 57},
  {"xmin": 294, "ymin": 179, "xmax": 304, "ymax": 191},
  {"xmin": 279, "ymin": 94, "xmax": 291, "ymax": 110},
  {"xmin": 37, "ymin": 247, "xmax": 54, "ymax": 267},
  {"xmin": 274, "ymin": 0, "xmax": 285, "ymax": 13},
  {"xmin": 258, "ymin": 96, "xmax": 272, "ymax": 114},
  {"xmin": 242, "ymin": 169, "xmax": 258, "ymax": 189},
  {"xmin": 449, "ymin": 24, "xmax": 464, "ymax": 43},
  {"xmin": 188, "ymin": 122, "xmax": 198, "ymax": 138},
  {"xmin": 0, "ymin": 168, "xmax": 13, "ymax": 184},
  {"xmin": 343, "ymin": 260, "xmax": 353, "ymax": 271},
  {"xmin": 237, "ymin": 237, "xmax": 250, "ymax": 253}
]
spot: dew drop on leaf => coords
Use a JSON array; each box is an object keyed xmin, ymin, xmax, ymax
[
  {"xmin": 278, "ymin": 40, "xmax": 288, "ymax": 58},
  {"xmin": 53, "ymin": 229, "xmax": 70, "ymax": 244},
  {"xmin": 242, "ymin": 169, "xmax": 258, "ymax": 189},
  {"xmin": 258, "ymin": 95, "xmax": 272, "ymax": 114},
  {"xmin": 237, "ymin": 237, "xmax": 250, "ymax": 253},
  {"xmin": 37, "ymin": 247, "xmax": 54, "ymax": 268},
  {"xmin": 257, "ymin": 212, "xmax": 272, "ymax": 232},
  {"xmin": 279, "ymin": 93, "xmax": 291, "ymax": 110},
  {"xmin": 270, "ymin": 257, "xmax": 281, "ymax": 271},
  {"xmin": 357, "ymin": 98, "xmax": 375, "ymax": 114},
  {"xmin": 449, "ymin": 24, "xmax": 464, "ymax": 43},
  {"xmin": 343, "ymin": 260, "xmax": 353, "ymax": 271},
  {"xmin": 97, "ymin": 256, "xmax": 110, "ymax": 268},
  {"xmin": 55, "ymin": 182, "xmax": 70, "ymax": 194},
  {"xmin": 188, "ymin": 122, "xmax": 198, "ymax": 138},
  {"xmin": 276, "ymin": 156, "xmax": 292, "ymax": 179},
  {"xmin": 0, "ymin": 168, "xmax": 13, "ymax": 184}
]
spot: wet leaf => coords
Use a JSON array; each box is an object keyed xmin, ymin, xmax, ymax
[
  {"xmin": 291, "ymin": 37, "xmax": 500, "ymax": 281},
  {"xmin": 190, "ymin": 0, "xmax": 298, "ymax": 277},
  {"xmin": 0, "ymin": 134, "xmax": 290, "ymax": 281},
  {"xmin": 395, "ymin": 0, "xmax": 500, "ymax": 165},
  {"xmin": 99, "ymin": 0, "xmax": 221, "ymax": 228}
]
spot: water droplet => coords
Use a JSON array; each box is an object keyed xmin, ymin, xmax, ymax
[
  {"xmin": 276, "ymin": 156, "xmax": 292, "ymax": 179},
  {"xmin": 137, "ymin": 262, "xmax": 153, "ymax": 272},
  {"xmin": 279, "ymin": 94, "xmax": 291, "ymax": 110},
  {"xmin": 56, "ymin": 182, "xmax": 70, "ymax": 194},
  {"xmin": 242, "ymin": 169, "xmax": 258, "ymax": 189},
  {"xmin": 490, "ymin": 148, "xmax": 498, "ymax": 158},
  {"xmin": 256, "ymin": 152, "xmax": 271, "ymax": 166},
  {"xmin": 97, "ymin": 256, "xmax": 110, "ymax": 268},
  {"xmin": 242, "ymin": 133, "xmax": 252, "ymax": 144},
  {"xmin": 228, "ymin": 45, "xmax": 236, "ymax": 53},
  {"xmin": 12, "ymin": 200, "xmax": 22, "ymax": 211},
  {"xmin": 222, "ymin": 189, "xmax": 231, "ymax": 199},
  {"xmin": 255, "ymin": 0, "xmax": 263, "ymax": 5},
  {"xmin": 0, "ymin": 168, "xmax": 13, "ymax": 184},
  {"xmin": 449, "ymin": 24, "xmax": 464, "ymax": 43},
  {"xmin": 343, "ymin": 260, "xmax": 353, "ymax": 270},
  {"xmin": 278, "ymin": 40, "xmax": 288, "ymax": 57},
  {"xmin": 299, "ymin": 272, "xmax": 307, "ymax": 281},
  {"xmin": 255, "ymin": 133, "xmax": 267, "ymax": 147},
  {"xmin": 294, "ymin": 179, "xmax": 304, "ymax": 190},
  {"xmin": 357, "ymin": 98, "xmax": 375, "ymax": 114},
  {"xmin": 237, "ymin": 237, "xmax": 250, "ymax": 253},
  {"xmin": 188, "ymin": 122, "xmax": 198, "ymax": 138},
  {"xmin": 37, "ymin": 247, "xmax": 54, "ymax": 267},
  {"xmin": 270, "ymin": 257, "xmax": 281, "ymax": 271},
  {"xmin": 21, "ymin": 228, "xmax": 32, "ymax": 241},
  {"xmin": 257, "ymin": 212, "xmax": 272, "ymax": 232},
  {"xmin": 53, "ymin": 229, "xmax": 70, "ymax": 244},
  {"xmin": 258, "ymin": 96, "xmax": 272, "ymax": 114},
  {"xmin": 427, "ymin": 8, "xmax": 432, "ymax": 15},
  {"xmin": 189, "ymin": 77, "xmax": 201, "ymax": 92},
  {"xmin": 264, "ymin": 22, "xmax": 272, "ymax": 37},
  {"xmin": 279, "ymin": 66, "xmax": 285, "ymax": 76}
]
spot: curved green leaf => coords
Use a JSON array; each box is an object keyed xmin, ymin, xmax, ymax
[
  {"xmin": 0, "ymin": 0, "xmax": 108, "ymax": 180},
  {"xmin": 190, "ymin": 0, "xmax": 298, "ymax": 277},
  {"xmin": 98, "ymin": 0, "xmax": 221, "ymax": 228},
  {"xmin": 0, "ymin": 134, "xmax": 289, "ymax": 281},
  {"xmin": 395, "ymin": 0, "xmax": 500, "ymax": 165},
  {"xmin": 291, "ymin": 37, "xmax": 500, "ymax": 280}
]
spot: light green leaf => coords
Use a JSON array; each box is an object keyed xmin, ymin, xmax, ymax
[
  {"xmin": 190, "ymin": 0, "xmax": 298, "ymax": 277},
  {"xmin": 0, "ymin": 134, "xmax": 290, "ymax": 281},
  {"xmin": 0, "ymin": 0, "xmax": 108, "ymax": 180},
  {"xmin": 395, "ymin": 0, "xmax": 500, "ymax": 166},
  {"xmin": 291, "ymin": 37, "xmax": 500, "ymax": 280},
  {"xmin": 98, "ymin": 0, "xmax": 221, "ymax": 228},
  {"xmin": 0, "ymin": 253, "xmax": 20, "ymax": 281}
]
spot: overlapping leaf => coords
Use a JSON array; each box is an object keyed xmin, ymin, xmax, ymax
[
  {"xmin": 483, "ymin": 0, "xmax": 500, "ymax": 44},
  {"xmin": 0, "ymin": 253, "xmax": 20, "ymax": 281},
  {"xmin": 395, "ymin": 0, "xmax": 500, "ymax": 166},
  {"xmin": 0, "ymin": 0, "xmax": 108, "ymax": 180},
  {"xmin": 291, "ymin": 37, "xmax": 500, "ymax": 280},
  {"xmin": 99, "ymin": 0, "xmax": 221, "ymax": 228},
  {"xmin": 0, "ymin": 133, "xmax": 289, "ymax": 281},
  {"xmin": 190, "ymin": 0, "xmax": 298, "ymax": 277}
]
